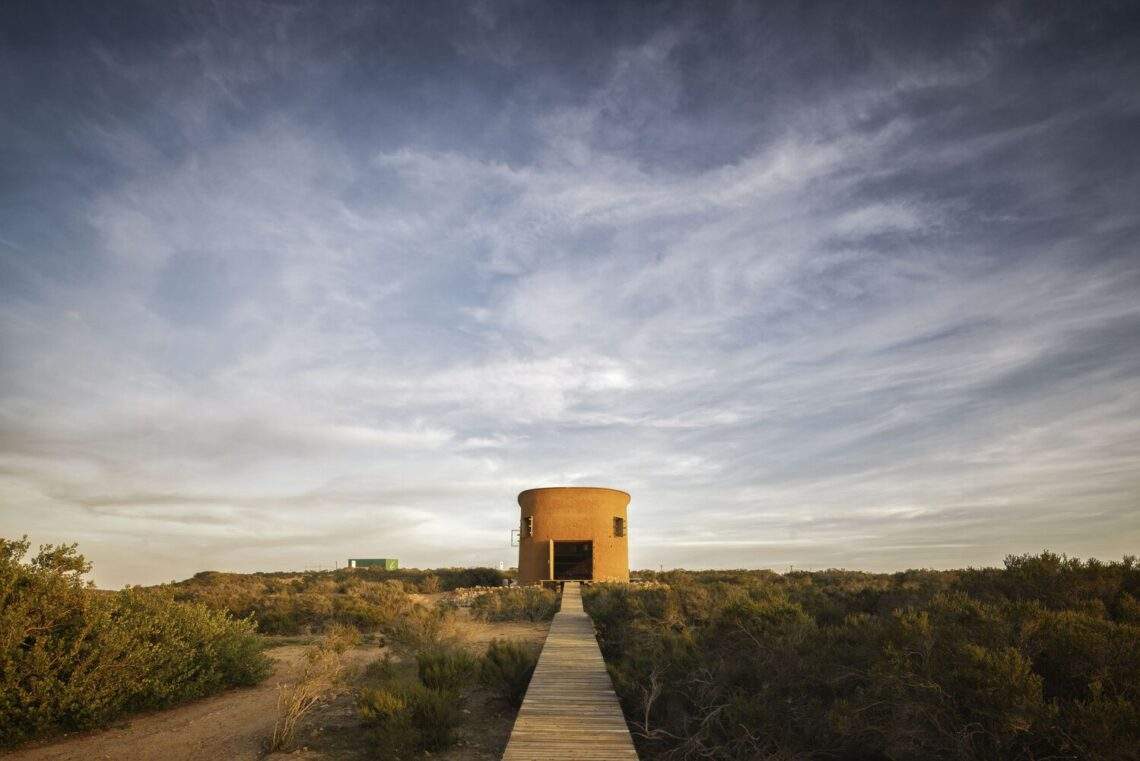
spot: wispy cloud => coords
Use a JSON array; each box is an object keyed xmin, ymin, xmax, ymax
[{"xmin": 1, "ymin": 2, "xmax": 1138, "ymax": 586}]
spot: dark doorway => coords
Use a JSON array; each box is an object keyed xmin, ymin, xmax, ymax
[{"xmin": 553, "ymin": 541, "xmax": 592, "ymax": 580}]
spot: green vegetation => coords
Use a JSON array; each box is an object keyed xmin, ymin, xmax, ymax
[
  {"xmin": 358, "ymin": 682, "xmax": 463, "ymax": 756},
  {"xmin": 358, "ymin": 638, "xmax": 539, "ymax": 758},
  {"xmin": 416, "ymin": 646, "xmax": 480, "ymax": 690},
  {"xmin": 469, "ymin": 585, "xmax": 560, "ymax": 622},
  {"xmin": 24, "ymin": 535, "xmax": 1125, "ymax": 759},
  {"xmin": 480, "ymin": 638, "xmax": 540, "ymax": 707},
  {"xmin": 0, "ymin": 537, "xmax": 270, "ymax": 749},
  {"xmin": 168, "ymin": 566, "xmax": 506, "ymax": 635},
  {"xmin": 585, "ymin": 552, "xmax": 1140, "ymax": 761}
]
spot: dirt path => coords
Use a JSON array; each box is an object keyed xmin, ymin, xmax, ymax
[{"xmin": 3, "ymin": 644, "xmax": 377, "ymax": 761}]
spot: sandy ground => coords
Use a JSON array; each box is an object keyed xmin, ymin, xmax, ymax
[{"xmin": 3, "ymin": 615, "xmax": 551, "ymax": 761}]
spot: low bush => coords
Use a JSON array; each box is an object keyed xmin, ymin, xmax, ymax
[
  {"xmin": 358, "ymin": 685, "xmax": 418, "ymax": 758},
  {"xmin": 480, "ymin": 639, "xmax": 539, "ymax": 708},
  {"xmin": 385, "ymin": 603, "xmax": 453, "ymax": 649},
  {"xmin": 469, "ymin": 586, "xmax": 559, "ymax": 622},
  {"xmin": 0, "ymin": 537, "xmax": 271, "ymax": 748},
  {"xmin": 322, "ymin": 621, "xmax": 363, "ymax": 653},
  {"xmin": 358, "ymin": 683, "xmax": 463, "ymax": 757},
  {"xmin": 416, "ymin": 647, "xmax": 479, "ymax": 691},
  {"xmin": 409, "ymin": 684, "xmax": 463, "ymax": 750}
]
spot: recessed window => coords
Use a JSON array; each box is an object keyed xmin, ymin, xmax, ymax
[
  {"xmin": 524, "ymin": 515, "xmax": 534, "ymax": 537},
  {"xmin": 614, "ymin": 517, "xmax": 625, "ymax": 537}
]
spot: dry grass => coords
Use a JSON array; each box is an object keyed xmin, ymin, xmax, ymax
[{"xmin": 268, "ymin": 625, "xmax": 361, "ymax": 752}]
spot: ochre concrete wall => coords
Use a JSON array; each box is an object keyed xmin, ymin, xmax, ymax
[{"xmin": 517, "ymin": 487, "xmax": 630, "ymax": 584}]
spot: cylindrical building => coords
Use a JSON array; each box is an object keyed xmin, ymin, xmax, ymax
[{"xmin": 516, "ymin": 486, "xmax": 630, "ymax": 584}]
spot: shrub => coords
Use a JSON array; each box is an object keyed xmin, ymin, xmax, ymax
[
  {"xmin": 323, "ymin": 621, "xmax": 363, "ymax": 653},
  {"xmin": 214, "ymin": 621, "xmax": 273, "ymax": 687},
  {"xmin": 469, "ymin": 586, "xmax": 559, "ymax": 622},
  {"xmin": 359, "ymin": 684, "xmax": 409, "ymax": 720},
  {"xmin": 417, "ymin": 647, "xmax": 479, "ymax": 690},
  {"xmin": 358, "ymin": 683, "xmax": 462, "ymax": 756},
  {"xmin": 358, "ymin": 686, "xmax": 418, "ymax": 759},
  {"xmin": 0, "ymin": 537, "xmax": 271, "ymax": 748},
  {"xmin": 409, "ymin": 685, "xmax": 463, "ymax": 750},
  {"xmin": 480, "ymin": 639, "xmax": 539, "ymax": 707},
  {"xmin": 385, "ymin": 604, "xmax": 452, "ymax": 649}
]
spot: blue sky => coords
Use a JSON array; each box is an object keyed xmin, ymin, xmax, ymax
[{"xmin": 1, "ymin": 1, "xmax": 1138, "ymax": 587}]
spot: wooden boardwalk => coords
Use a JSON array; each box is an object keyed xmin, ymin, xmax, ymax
[{"xmin": 502, "ymin": 582, "xmax": 639, "ymax": 760}]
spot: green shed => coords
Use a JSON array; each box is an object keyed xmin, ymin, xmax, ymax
[{"xmin": 347, "ymin": 558, "xmax": 398, "ymax": 570}]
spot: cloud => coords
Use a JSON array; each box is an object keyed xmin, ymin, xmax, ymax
[{"xmin": 1, "ymin": 2, "xmax": 1138, "ymax": 586}]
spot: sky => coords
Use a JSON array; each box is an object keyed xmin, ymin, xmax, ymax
[{"xmin": 1, "ymin": 1, "xmax": 1139, "ymax": 588}]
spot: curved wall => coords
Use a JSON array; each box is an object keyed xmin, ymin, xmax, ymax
[{"xmin": 517, "ymin": 486, "xmax": 630, "ymax": 584}]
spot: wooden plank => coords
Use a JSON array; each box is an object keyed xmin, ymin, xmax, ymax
[{"xmin": 502, "ymin": 582, "xmax": 639, "ymax": 760}]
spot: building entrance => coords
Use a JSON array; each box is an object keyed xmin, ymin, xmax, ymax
[{"xmin": 553, "ymin": 541, "xmax": 593, "ymax": 580}]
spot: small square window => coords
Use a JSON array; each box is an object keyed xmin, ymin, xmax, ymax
[{"xmin": 614, "ymin": 517, "xmax": 625, "ymax": 537}]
